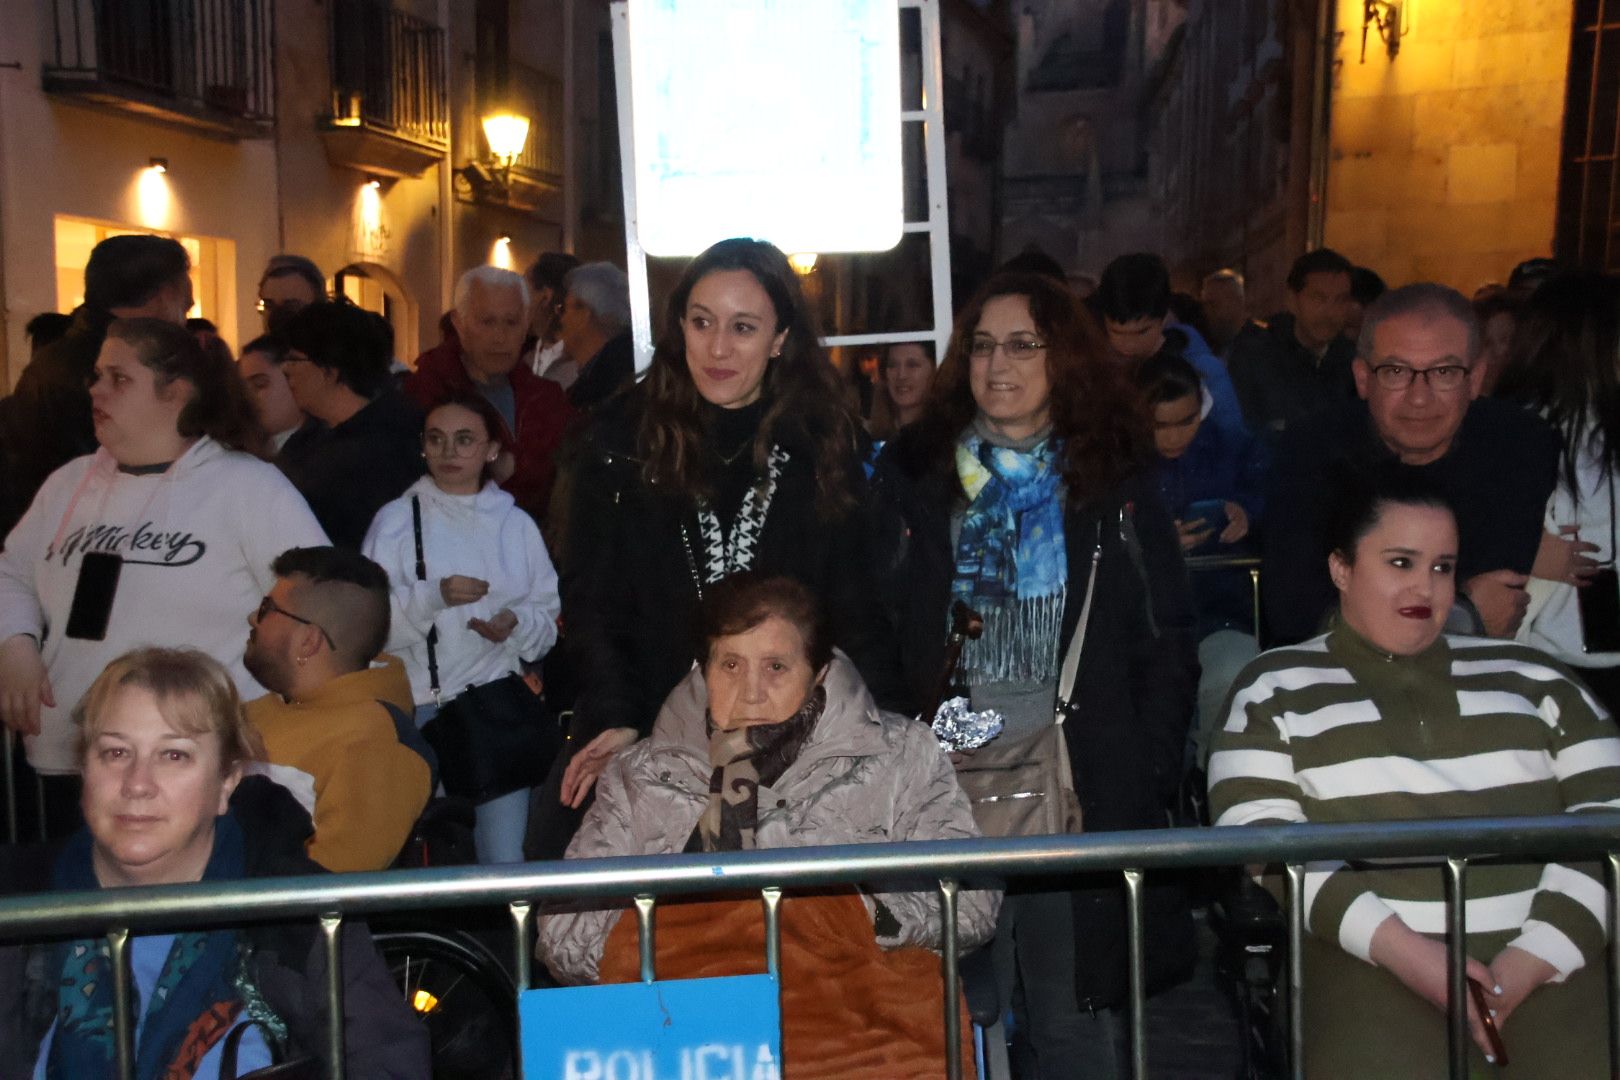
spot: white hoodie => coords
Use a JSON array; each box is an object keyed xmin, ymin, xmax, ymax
[
  {"xmin": 363, "ymin": 476, "xmax": 559, "ymax": 704},
  {"xmin": 0, "ymin": 438, "xmax": 329, "ymax": 772}
]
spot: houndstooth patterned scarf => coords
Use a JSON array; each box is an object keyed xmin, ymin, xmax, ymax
[{"xmin": 692, "ymin": 445, "xmax": 792, "ymax": 585}]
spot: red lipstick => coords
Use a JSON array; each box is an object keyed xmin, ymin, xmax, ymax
[{"xmin": 1398, "ymin": 606, "xmax": 1432, "ymax": 620}]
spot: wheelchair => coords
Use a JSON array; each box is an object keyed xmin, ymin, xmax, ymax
[{"xmin": 378, "ymin": 797, "xmax": 522, "ymax": 1080}]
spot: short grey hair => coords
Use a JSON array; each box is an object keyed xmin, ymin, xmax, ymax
[
  {"xmin": 563, "ymin": 262, "xmax": 631, "ymax": 335},
  {"xmin": 1357, "ymin": 282, "xmax": 1480, "ymax": 361},
  {"xmin": 454, "ymin": 265, "xmax": 530, "ymax": 314}
]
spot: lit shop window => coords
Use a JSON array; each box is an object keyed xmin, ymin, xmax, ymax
[{"xmin": 54, "ymin": 215, "xmax": 236, "ymax": 345}]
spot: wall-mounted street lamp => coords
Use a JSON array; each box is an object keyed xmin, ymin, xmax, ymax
[
  {"xmin": 481, "ymin": 111, "xmax": 531, "ymax": 187},
  {"xmin": 1362, "ymin": 1, "xmax": 1403, "ymax": 62},
  {"xmin": 788, "ymin": 252, "xmax": 818, "ymax": 275},
  {"xmin": 458, "ymin": 110, "xmax": 532, "ymax": 204}
]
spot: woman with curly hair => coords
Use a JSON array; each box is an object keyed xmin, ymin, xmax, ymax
[
  {"xmin": 552, "ymin": 238, "xmax": 900, "ymax": 817},
  {"xmin": 871, "ymin": 271, "xmax": 1199, "ymax": 1078}
]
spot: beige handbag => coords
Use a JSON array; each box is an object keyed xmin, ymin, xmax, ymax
[{"xmin": 952, "ymin": 544, "xmax": 1098, "ymax": 838}]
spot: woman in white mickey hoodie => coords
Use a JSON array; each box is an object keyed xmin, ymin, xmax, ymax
[
  {"xmin": 363, "ymin": 393, "xmax": 560, "ymax": 864},
  {"xmin": 0, "ymin": 319, "xmax": 328, "ymax": 832}
]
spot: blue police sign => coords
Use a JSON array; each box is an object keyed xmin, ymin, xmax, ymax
[{"xmin": 521, "ymin": 974, "xmax": 782, "ymax": 1080}]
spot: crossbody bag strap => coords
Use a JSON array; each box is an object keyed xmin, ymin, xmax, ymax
[
  {"xmin": 411, "ymin": 495, "xmax": 441, "ymax": 698},
  {"xmin": 1055, "ymin": 522, "xmax": 1103, "ymax": 725}
]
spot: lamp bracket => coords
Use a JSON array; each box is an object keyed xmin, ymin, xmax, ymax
[{"xmin": 1361, "ymin": 1, "xmax": 1402, "ymax": 62}]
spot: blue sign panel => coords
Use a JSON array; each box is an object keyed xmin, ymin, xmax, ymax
[{"xmin": 520, "ymin": 974, "xmax": 782, "ymax": 1080}]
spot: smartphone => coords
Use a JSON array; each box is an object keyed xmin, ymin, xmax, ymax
[
  {"xmin": 1467, "ymin": 978, "xmax": 1509, "ymax": 1065},
  {"xmin": 1579, "ymin": 566, "xmax": 1620, "ymax": 653},
  {"xmin": 1181, "ymin": 498, "xmax": 1226, "ymax": 554},
  {"xmin": 65, "ymin": 552, "xmax": 122, "ymax": 641}
]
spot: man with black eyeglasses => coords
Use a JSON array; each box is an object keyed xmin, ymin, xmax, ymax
[
  {"xmin": 1261, "ymin": 283, "xmax": 1560, "ymax": 644},
  {"xmin": 243, "ymin": 546, "xmax": 433, "ymax": 872}
]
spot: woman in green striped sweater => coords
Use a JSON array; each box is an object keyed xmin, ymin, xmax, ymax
[{"xmin": 1210, "ymin": 470, "xmax": 1620, "ymax": 1077}]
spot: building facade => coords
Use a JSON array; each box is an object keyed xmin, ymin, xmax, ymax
[
  {"xmin": 1143, "ymin": 0, "xmax": 1577, "ymax": 309},
  {"xmin": 0, "ymin": 0, "xmax": 618, "ymax": 384}
]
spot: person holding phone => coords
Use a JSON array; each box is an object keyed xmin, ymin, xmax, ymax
[
  {"xmin": 1500, "ymin": 271, "xmax": 1620, "ymax": 717},
  {"xmin": 0, "ymin": 318, "xmax": 327, "ymax": 837},
  {"xmin": 1134, "ymin": 352, "xmax": 1268, "ymax": 764},
  {"xmin": 1210, "ymin": 469, "xmax": 1620, "ymax": 1077}
]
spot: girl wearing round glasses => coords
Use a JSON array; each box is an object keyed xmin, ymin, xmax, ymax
[
  {"xmin": 362, "ymin": 393, "xmax": 560, "ymax": 863},
  {"xmin": 871, "ymin": 271, "xmax": 1199, "ymax": 1076},
  {"xmin": 0, "ymin": 318, "xmax": 327, "ymax": 837}
]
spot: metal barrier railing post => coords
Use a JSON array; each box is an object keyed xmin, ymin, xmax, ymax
[
  {"xmin": 1249, "ymin": 566, "xmax": 1263, "ymax": 648},
  {"xmin": 634, "ymin": 894, "xmax": 656, "ymax": 983},
  {"xmin": 4, "ymin": 729, "xmax": 17, "ymax": 845},
  {"xmin": 939, "ymin": 878, "xmax": 961, "ymax": 1080},
  {"xmin": 509, "ymin": 899, "xmax": 532, "ymax": 1080},
  {"xmin": 1609, "ymin": 853, "xmax": 1620, "ymax": 1077},
  {"xmin": 1123, "ymin": 868, "xmax": 1148, "ymax": 1079},
  {"xmin": 320, "ymin": 912, "xmax": 346, "ymax": 1080},
  {"xmin": 762, "ymin": 885, "xmax": 785, "ymax": 1042},
  {"xmin": 1444, "ymin": 857, "xmax": 1468, "ymax": 1079},
  {"xmin": 109, "ymin": 926, "xmax": 135, "ymax": 1080},
  {"xmin": 1284, "ymin": 862, "xmax": 1306, "ymax": 1080}
]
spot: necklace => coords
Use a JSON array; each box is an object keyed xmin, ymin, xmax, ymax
[{"xmin": 713, "ymin": 437, "xmax": 752, "ymax": 466}]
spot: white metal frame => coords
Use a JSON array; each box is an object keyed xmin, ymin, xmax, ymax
[{"xmin": 610, "ymin": 0, "xmax": 954, "ymax": 372}]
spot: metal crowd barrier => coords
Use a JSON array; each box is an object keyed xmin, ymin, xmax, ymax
[
  {"xmin": 1184, "ymin": 552, "xmax": 1264, "ymax": 646},
  {"xmin": 1, "ymin": 814, "xmax": 1618, "ymax": 1080}
]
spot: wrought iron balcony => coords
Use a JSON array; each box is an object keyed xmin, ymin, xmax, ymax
[
  {"xmin": 320, "ymin": 0, "xmax": 449, "ymax": 178},
  {"xmin": 41, "ymin": 0, "xmax": 275, "ymax": 138}
]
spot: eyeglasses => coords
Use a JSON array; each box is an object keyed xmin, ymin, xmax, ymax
[
  {"xmin": 255, "ymin": 596, "xmax": 336, "ymax": 650},
  {"xmin": 968, "ymin": 335, "xmax": 1047, "ymax": 361},
  {"xmin": 423, "ymin": 430, "xmax": 491, "ymax": 457},
  {"xmin": 1367, "ymin": 362, "xmax": 1472, "ymax": 392}
]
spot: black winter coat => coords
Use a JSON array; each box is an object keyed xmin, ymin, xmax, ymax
[
  {"xmin": 0, "ymin": 778, "xmax": 429, "ymax": 1079},
  {"xmin": 560, "ymin": 396, "xmax": 903, "ymax": 746},
  {"xmin": 0, "ymin": 305, "xmax": 111, "ymax": 540},
  {"xmin": 279, "ymin": 388, "xmax": 425, "ymax": 550},
  {"xmin": 869, "ymin": 431, "xmax": 1200, "ymax": 1009}
]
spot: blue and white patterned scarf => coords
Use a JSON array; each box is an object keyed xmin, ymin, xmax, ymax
[{"xmin": 951, "ymin": 429, "xmax": 1067, "ymax": 684}]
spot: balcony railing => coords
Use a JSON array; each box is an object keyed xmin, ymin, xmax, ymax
[
  {"xmin": 503, "ymin": 60, "xmax": 564, "ymax": 181},
  {"xmin": 41, "ymin": 0, "xmax": 275, "ymax": 138},
  {"xmin": 325, "ymin": 0, "xmax": 449, "ymax": 162}
]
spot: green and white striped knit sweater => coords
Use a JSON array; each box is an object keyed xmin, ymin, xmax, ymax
[{"xmin": 1209, "ymin": 623, "xmax": 1620, "ymax": 979}]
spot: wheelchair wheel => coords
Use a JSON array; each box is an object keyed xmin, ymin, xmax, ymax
[{"xmin": 376, "ymin": 928, "xmax": 518, "ymax": 1080}]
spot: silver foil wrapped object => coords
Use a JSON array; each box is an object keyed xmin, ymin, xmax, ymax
[{"xmin": 931, "ymin": 696, "xmax": 1004, "ymax": 751}]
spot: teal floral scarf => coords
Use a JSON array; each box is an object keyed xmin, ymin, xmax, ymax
[{"xmin": 951, "ymin": 428, "xmax": 1067, "ymax": 684}]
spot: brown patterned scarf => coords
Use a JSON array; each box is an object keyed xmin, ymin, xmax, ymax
[{"xmin": 692, "ymin": 685, "xmax": 826, "ymax": 852}]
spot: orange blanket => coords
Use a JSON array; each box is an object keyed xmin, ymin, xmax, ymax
[{"xmin": 600, "ymin": 891, "xmax": 976, "ymax": 1079}]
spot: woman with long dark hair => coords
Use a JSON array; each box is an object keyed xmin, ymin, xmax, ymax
[
  {"xmin": 1503, "ymin": 271, "xmax": 1620, "ymax": 713},
  {"xmin": 0, "ymin": 318, "xmax": 328, "ymax": 836},
  {"xmin": 553, "ymin": 238, "xmax": 898, "ymax": 814},
  {"xmin": 871, "ymin": 272, "xmax": 1198, "ymax": 1078}
]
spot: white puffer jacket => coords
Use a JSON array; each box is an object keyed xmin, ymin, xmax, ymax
[{"xmin": 537, "ymin": 652, "xmax": 1000, "ymax": 984}]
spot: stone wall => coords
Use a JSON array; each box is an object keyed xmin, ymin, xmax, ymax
[{"xmin": 1323, "ymin": 0, "xmax": 1572, "ymax": 292}]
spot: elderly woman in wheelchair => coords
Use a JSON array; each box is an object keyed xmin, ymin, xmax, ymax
[{"xmin": 538, "ymin": 573, "xmax": 999, "ymax": 1079}]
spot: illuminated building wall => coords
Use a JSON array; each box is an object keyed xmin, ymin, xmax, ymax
[{"xmin": 1323, "ymin": 0, "xmax": 1574, "ymax": 291}]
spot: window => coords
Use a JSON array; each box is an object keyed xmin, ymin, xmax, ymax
[
  {"xmin": 1555, "ymin": 0, "xmax": 1620, "ymax": 269},
  {"xmin": 53, "ymin": 215, "xmax": 236, "ymax": 345}
]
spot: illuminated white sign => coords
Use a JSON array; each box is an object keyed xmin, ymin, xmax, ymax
[{"xmin": 625, "ymin": 0, "xmax": 903, "ymax": 257}]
